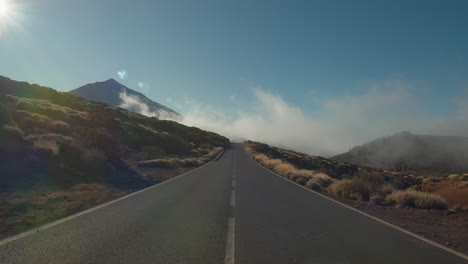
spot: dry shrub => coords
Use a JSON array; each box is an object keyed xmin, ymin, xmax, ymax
[
  {"xmin": 456, "ymin": 181, "xmax": 468, "ymax": 188},
  {"xmin": 205, "ymin": 147, "xmax": 223, "ymax": 159},
  {"xmin": 1, "ymin": 124, "xmax": 24, "ymax": 137},
  {"xmin": 273, "ymin": 162, "xmax": 298, "ymax": 179},
  {"xmin": 369, "ymin": 194, "xmax": 385, "ymax": 205},
  {"xmin": 138, "ymin": 147, "xmax": 221, "ymax": 168},
  {"xmin": 34, "ymin": 138, "xmax": 59, "ymax": 155},
  {"xmin": 26, "ymin": 133, "xmax": 73, "ymax": 144},
  {"xmin": 422, "ymin": 177, "xmax": 441, "ymax": 184},
  {"xmin": 138, "ymin": 158, "xmax": 182, "ymax": 168},
  {"xmin": 305, "ymin": 178, "xmax": 321, "ymax": 190},
  {"xmin": 313, "ymin": 172, "xmax": 333, "ymax": 184},
  {"xmin": 295, "ymin": 177, "xmax": 308, "ymax": 186},
  {"xmin": 15, "ymin": 110, "xmax": 50, "ymax": 131},
  {"xmin": 138, "ymin": 124, "xmax": 159, "ymax": 135},
  {"xmin": 253, "ymin": 153, "xmax": 269, "ymax": 164},
  {"xmin": 447, "ymin": 174, "xmax": 464, "ymax": 181},
  {"xmin": 328, "ymin": 179, "xmax": 368, "ymax": 201},
  {"xmin": 0, "ymin": 125, "xmax": 25, "ymax": 148},
  {"xmin": 253, "ymin": 153, "xmax": 334, "ymax": 190},
  {"xmin": 304, "ymin": 173, "xmax": 334, "ymax": 190},
  {"xmin": 379, "ymin": 183, "xmax": 396, "ymax": 195},
  {"xmin": 199, "ymin": 143, "xmax": 212, "ymax": 149},
  {"xmin": 138, "ymin": 158, "xmax": 204, "ymax": 168},
  {"xmin": 67, "ymin": 112, "xmax": 88, "ymax": 124},
  {"xmin": 51, "ymin": 120, "xmax": 70, "ymax": 134},
  {"xmin": 386, "ymin": 190, "xmax": 447, "ymax": 210},
  {"xmin": 327, "ymin": 172, "xmax": 387, "ymax": 201}
]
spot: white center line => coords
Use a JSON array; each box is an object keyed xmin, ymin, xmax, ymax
[
  {"xmin": 224, "ymin": 217, "xmax": 235, "ymax": 264},
  {"xmin": 225, "ymin": 153, "xmax": 236, "ymax": 264},
  {"xmin": 230, "ymin": 190, "xmax": 236, "ymax": 207}
]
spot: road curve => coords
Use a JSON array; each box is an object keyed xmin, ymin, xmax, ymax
[{"xmin": 0, "ymin": 144, "xmax": 466, "ymax": 263}]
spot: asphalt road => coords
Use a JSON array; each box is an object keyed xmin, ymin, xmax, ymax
[{"xmin": 0, "ymin": 144, "xmax": 466, "ymax": 263}]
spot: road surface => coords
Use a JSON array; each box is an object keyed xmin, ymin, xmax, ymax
[{"xmin": 0, "ymin": 144, "xmax": 466, "ymax": 263}]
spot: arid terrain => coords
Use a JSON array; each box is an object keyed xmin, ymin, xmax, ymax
[
  {"xmin": 0, "ymin": 76, "xmax": 229, "ymax": 239},
  {"xmin": 243, "ymin": 141, "xmax": 468, "ymax": 254}
]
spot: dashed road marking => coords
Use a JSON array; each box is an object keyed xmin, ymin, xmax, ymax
[{"xmin": 225, "ymin": 152, "xmax": 236, "ymax": 264}]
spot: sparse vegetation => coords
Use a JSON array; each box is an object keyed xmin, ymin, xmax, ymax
[
  {"xmin": 251, "ymin": 152, "xmax": 335, "ymax": 190},
  {"xmin": 0, "ymin": 76, "xmax": 229, "ymax": 239},
  {"xmin": 34, "ymin": 138, "xmax": 59, "ymax": 155},
  {"xmin": 386, "ymin": 190, "xmax": 448, "ymax": 210},
  {"xmin": 0, "ymin": 76, "xmax": 229, "ymax": 191},
  {"xmin": 138, "ymin": 147, "xmax": 223, "ymax": 168},
  {"xmin": 243, "ymin": 141, "xmax": 460, "ymax": 211},
  {"xmin": 326, "ymin": 172, "xmax": 391, "ymax": 202}
]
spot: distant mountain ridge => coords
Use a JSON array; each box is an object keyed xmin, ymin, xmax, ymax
[
  {"xmin": 331, "ymin": 132, "xmax": 468, "ymax": 172},
  {"xmin": 69, "ymin": 79, "xmax": 181, "ymax": 120}
]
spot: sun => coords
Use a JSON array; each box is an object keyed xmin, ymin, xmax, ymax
[
  {"xmin": 0, "ymin": 0, "xmax": 10, "ymax": 17},
  {"xmin": 0, "ymin": 0, "xmax": 22, "ymax": 37}
]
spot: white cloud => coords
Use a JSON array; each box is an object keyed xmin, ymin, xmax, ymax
[
  {"xmin": 180, "ymin": 89, "xmax": 338, "ymax": 155},
  {"xmin": 177, "ymin": 80, "xmax": 468, "ymax": 156},
  {"xmin": 118, "ymin": 91, "xmax": 179, "ymax": 120},
  {"xmin": 117, "ymin": 70, "xmax": 127, "ymax": 79},
  {"xmin": 116, "ymin": 78, "xmax": 467, "ymax": 156}
]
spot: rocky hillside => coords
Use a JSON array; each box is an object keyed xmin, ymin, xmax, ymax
[
  {"xmin": 0, "ymin": 75, "xmax": 228, "ymax": 239},
  {"xmin": 0, "ymin": 75, "xmax": 228, "ymax": 191}
]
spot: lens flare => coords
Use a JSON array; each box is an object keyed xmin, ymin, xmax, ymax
[
  {"xmin": 0, "ymin": 0, "xmax": 23, "ymax": 37},
  {"xmin": 0, "ymin": 0, "xmax": 10, "ymax": 17}
]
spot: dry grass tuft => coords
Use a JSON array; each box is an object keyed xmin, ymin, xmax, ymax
[
  {"xmin": 379, "ymin": 183, "xmax": 396, "ymax": 195},
  {"xmin": 51, "ymin": 120, "xmax": 70, "ymax": 133},
  {"xmin": 1, "ymin": 124, "xmax": 24, "ymax": 136},
  {"xmin": 138, "ymin": 147, "xmax": 223, "ymax": 168},
  {"xmin": 34, "ymin": 138, "xmax": 59, "ymax": 155},
  {"xmin": 386, "ymin": 190, "xmax": 448, "ymax": 210},
  {"xmin": 447, "ymin": 174, "xmax": 466, "ymax": 181},
  {"xmin": 244, "ymin": 141, "xmax": 456, "ymax": 211},
  {"xmin": 327, "ymin": 172, "xmax": 387, "ymax": 201},
  {"xmin": 253, "ymin": 153, "xmax": 333, "ymax": 190}
]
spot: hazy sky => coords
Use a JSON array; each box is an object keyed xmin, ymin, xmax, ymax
[{"xmin": 1, "ymin": 0, "xmax": 467, "ymax": 154}]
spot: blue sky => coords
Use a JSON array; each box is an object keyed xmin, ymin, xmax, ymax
[{"xmin": 1, "ymin": 0, "xmax": 467, "ymax": 154}]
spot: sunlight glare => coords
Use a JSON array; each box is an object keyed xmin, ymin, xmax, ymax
[{"xmin": 0, "ymin": 0, "xmax": 10, "ymax": 17}]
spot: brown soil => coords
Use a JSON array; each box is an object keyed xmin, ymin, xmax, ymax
[
  {"xmin": 419, "ymin": 180, "xmax": 468, "ymax": 207},
  {"xmin": 321, "ymin": 192, "xmax": 468, "ymax": 255}
]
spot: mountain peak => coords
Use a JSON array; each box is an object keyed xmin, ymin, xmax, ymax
[
  {"xmin": 69, "ymin": 79, "xmax": 181, "ymax": 120},
  {"xmin": 104, "ymin": 78, "xmax": 120, "ymax": 84}
]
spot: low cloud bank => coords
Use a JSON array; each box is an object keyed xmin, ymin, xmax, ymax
[
  {"xmin": 118, "ymin": 91, "xmax": 180, "ymax": 121},
  {"xmin": 120, "ymin": 81, "xmax": 468, "ymax": 157}
]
